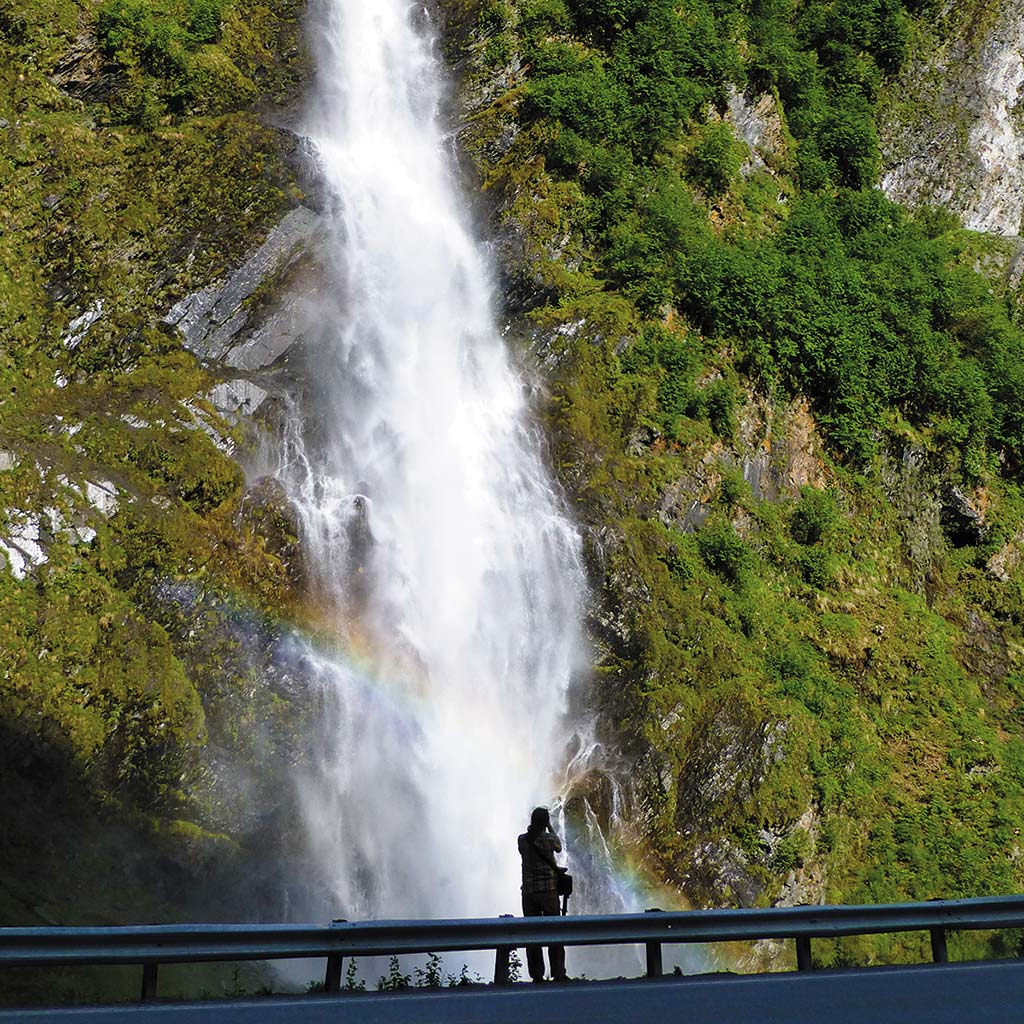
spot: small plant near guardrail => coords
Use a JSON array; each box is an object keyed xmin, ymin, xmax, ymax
[
  {"xmin": 309, "ymin": 955, "xmax": 486, "ymax": 994},
  {"xmin": 414, "ymin": 952, "xmax": 444, "ymax": 988},
  {"xmin": 377, "ymin": 957, "xmax": 413, "ymax": 991},
  {"xmin": 445, "ymin": 964, "xmax": 485, "ymax": 987},
  {"xmin": 344, "ymin": 959, "xmax": 366, "ymax": 992}
]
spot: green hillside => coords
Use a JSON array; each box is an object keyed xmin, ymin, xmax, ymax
[
  {"xmin": 2, "ymin": 0, "xmax": 1024, "ymax": 989},
  {"xmin": 444, "ymin": 0, "xmax": 1024, "ymax": 965},
  {"xmin": 0, "ymin": 5, "xmax": 314, "ymax": 995}
]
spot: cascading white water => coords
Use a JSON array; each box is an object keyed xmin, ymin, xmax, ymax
[{"xmin": 276, "ymin": 0, "xmax": 595, "ymax": 933}]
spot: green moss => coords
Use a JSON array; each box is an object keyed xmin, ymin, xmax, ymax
[
  {"xmin": 0, "ymin": 0, "xmax": 312, "ymax": 954},
  {"xmin": 444, "ymin": 0, "xmax": 1024, "ymax": 963}
]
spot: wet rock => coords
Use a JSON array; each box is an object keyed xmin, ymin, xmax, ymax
[
  {"xmin": 681, "ymin": 704, "xmax": 787, "ymax": 811},
  {"xmin": 940, "ymin": 484, "xmax": 987, "ymax": 546},
  {"xmin": 665, "ymin": 697, "xmax": 800, "ymax": 907},
  {"xmin": 276, "ymin": 128, "xmax": 330, "ymax": 213},
  {"xmin": 958, "ymin": 608, "xmax": 1011, "ymax": 688},
  {"xmin": 563, "ymin": 769, "xmax": 618, "ymax": 831},
  {"xmin": 691, "ymin": 838, "xmax": 763, "ymax": 907},
  {"xmin": 881, "ymin": 447, "xmax": 944, "ymax": 590},
  {"xmin": 661, "ymin": 485, "xmax": 713, "ymax": 533},
  {"xmin": 209, "ymin": 379, "xmax": 270, "ymax": 419},
  {"xmin": 238, "ymin": 476, "xmax": 303, "ymax": 587},
  {"xmin": 659, "ymin": 446, "xmax": 724, "ymax": 533},
  {"xmin": 50, "ymin": 31, "xmax": 126, "ymax": 105},
  {"xmin": 165, "ymin": 206, "xmax": 325, "ymax": 416},
  {"xmin": 165, "ymin": 206, "xmax": 323, "ymax": 367},
  {"xmin": 582, "ymin": 524, "xmax": 652, "ymax": 654}
]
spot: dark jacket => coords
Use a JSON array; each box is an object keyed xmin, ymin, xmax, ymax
[{"xmin": 518, "ymin": 829, "xmax": 562, "ymax": 895}]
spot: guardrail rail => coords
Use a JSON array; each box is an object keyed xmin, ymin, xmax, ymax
[{"xmin": 3, "ymin": 895, "xmax": 1024, "ymax": 1004}]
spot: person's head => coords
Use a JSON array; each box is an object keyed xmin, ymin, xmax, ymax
[{"xmin": 528, "ymin": 806, "xmax": 551, "ymax": 835}]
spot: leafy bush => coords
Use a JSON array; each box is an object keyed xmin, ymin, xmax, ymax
[
  {"xmin": 703, "ymin": 377, "xmax": 739, "ymax": 439},
  {"xmin": 377, "ymin": 957, "xmax": 412, "ymax": 991},
  {"xmin": 96, "ymin": 0, "xmax": 231, "ymax": 114},
  {"xmin": 791, "ymin": 487, "xmax": 838, "ymax": 545},
  {"xmin": 520, "ymin": 0, "xmax": 570, "ymax": 31},
  {"xmin": 98, "ymin": 0, "xmax": 191, "ymax": 74},
  {"xmin": 797, "ymin": 546, "xmax": 833, "ymax": 588},
  {"xmin": 186, "ymin": 0, "xmax": 227, "ymax": 43},
  {"xmin": 697, "ymin": 520, "xmax": 753, "ymax": 584},
  {"xmin": 686, "ymin": 120, "xmax": 744, "ymax": 196}
]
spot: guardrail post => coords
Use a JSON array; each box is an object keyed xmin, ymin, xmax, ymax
[
  {"xmin": 140, "ymin": 962, "xmax": 158, "ymax": 1001},
  {"xmin": 494, "ymin": 914, "xmax": 514, "ymax": 985},
  {"xmin": 324, "ymin": 918, "xmax": 347, "ymax": 993},
  {"xmin": 324, "ymin": 955, "xmax": 344, "ymax": 992},
  {"xmin": 645, "ymin": 908, "xmax": 664, "ymax": 977},
  {"xmin": 930, "ymin": 927, "xmax": 948, "ymax": 963},
  {"xmin": 795, "ymin": 936, "xmax": 813, "ymax": 971}
]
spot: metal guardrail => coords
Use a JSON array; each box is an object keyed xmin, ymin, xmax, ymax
[{"xmin": 3, "ymin": 895, "xmax": 1024, "ymax": 1003}]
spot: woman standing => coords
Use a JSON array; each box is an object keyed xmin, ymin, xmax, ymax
[{"xmin": 517, "ymin": 807, "xmax": 568, "ymax": 982}]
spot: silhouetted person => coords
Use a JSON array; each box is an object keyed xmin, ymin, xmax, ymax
[{"xmin": 518, "ymin": 806, "xmax": 567, "ymax": 982}]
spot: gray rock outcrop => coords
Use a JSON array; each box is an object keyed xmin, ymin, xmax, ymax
[
  {"xmin": 165, "ymin": 206, "xmax": 323, "ymax": 366},
  {"xmin": 880, "ymin": 3, "xmax": 1024, "ymax": 234},
  {"xmin": 725, "ymin": 88, "xmax": 786, "ymax": 177},
  {"xmin": 164, "ymin": 206, "xmax": 325, "ymax": 417}
]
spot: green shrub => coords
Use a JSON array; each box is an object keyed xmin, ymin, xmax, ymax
[
  {"xmin": 798, "ymin": 546, "xmax": 833, "ymax": 588},
  {"xmin": 186, "ymin": 0, "xmax": 227, "ymax": 43},
  {"xmin": 771, "ymin": 827, "xmax": 812, "ymax": 873},
  {"xmin": 720, "ymin": 465, "xmax": 750, "ymax": 507},
  {"xmin": 97, "ymin": 0, "xmax": 231, "ymax": 113},
  {"xmin": 703, "ymin": 377, "xmax": 738, "ymax": 439},
  {"xmin": 477, "ymin": 0, "xmax": 512, "ymax": 35},
  {"xmin": 520, "ymin": 0, "xmax": 570, "ymax": 33},
  {"xmin": 483, "ymin": 32, "xmax": 514, "ymax": 66},
  {"xmin": 697, "ymin": 520, "xmax": 753, "ymax": 584},
  {"xmin": 791, "ymin": 487, "xmax": 838, "ymax": 545},
  {"xmin": 686, "ymin": 120, "xmax": 743, "ymax": 197}
]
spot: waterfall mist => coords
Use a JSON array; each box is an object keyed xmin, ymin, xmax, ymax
[{"xmin": 265, "ymin": 0, "xmax": 669, "ymax": 978}]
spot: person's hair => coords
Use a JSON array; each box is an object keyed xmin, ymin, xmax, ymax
[{"xmin": 528, "ymin": 806, "xmax": 550, "ymax": 836}]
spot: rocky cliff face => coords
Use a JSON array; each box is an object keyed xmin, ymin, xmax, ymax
[
  {"xmin": 438, "ymin": 0, "xmax": 1024, "ymax": 953},
  {"xmin": 880, "ymin": 2, "xmax": 1024, "ymax": 236},
  {"xmin": 0, "ymin": 1, "xmax": 328, "ymax": 975}
]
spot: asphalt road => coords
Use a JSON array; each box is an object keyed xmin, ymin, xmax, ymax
[{"xmin": 4, "ymin": 959, "xmax": 1024, "ymax": 1023}]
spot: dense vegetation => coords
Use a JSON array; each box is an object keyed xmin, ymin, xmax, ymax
[
  {"xmin": 477, "ymin": 0, "xmax": 1024, "ymax": 470},
  {"xmin": 448, "ymin": 0, "xmax": 1024, "ymax": 964},
  {"xmin": 0, "ymin": 0, "xmax": 314, "ymax": 1000},
  {"xmin": 4, "ymin": 0, "xmax": 1024, "ymax": 992}
]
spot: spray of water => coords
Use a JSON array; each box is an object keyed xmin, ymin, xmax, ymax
[
  {"xmin": 275, "ymin": 0, "xmax": 586, "ymax": 922},
  {"xmin": 264, "ymin": 0, "xmax": 701, "ymax": 978}
]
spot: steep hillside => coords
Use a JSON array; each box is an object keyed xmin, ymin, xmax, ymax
[
  {"xmin": 0, "ymin": 3, "xmax": 322, "ymax": 999},
  {"xmin": 440, "ymin": 0, "xmax": 1024, "ymax": 965},
  {"xmin": 4, "ymin": 0, "xmax": 1024, "ymax": 991}
]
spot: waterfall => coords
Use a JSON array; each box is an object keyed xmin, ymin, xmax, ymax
[{"xmin": 275, "ymin": 0, "xmax": 592, "ymax": 932}]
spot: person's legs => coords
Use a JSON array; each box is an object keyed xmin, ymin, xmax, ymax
[
  {"xmin": 522, "ymin": 894, "xmax": 546, "ymax": 982},
  {"xmin": 539, "ymin": 893, "xmax": 567, "ymax": 981}
]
